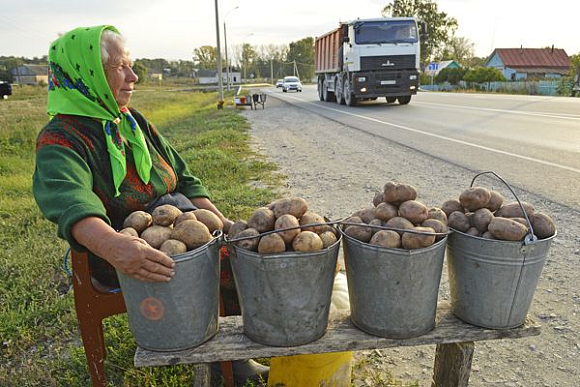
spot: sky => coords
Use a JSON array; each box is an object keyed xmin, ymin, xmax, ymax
[{"xmin": 1, "ymin": 0, "xmax": 579, "ymax": 61}]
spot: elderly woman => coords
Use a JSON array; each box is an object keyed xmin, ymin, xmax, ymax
[{"xmin": 33, "ymin": 25, "xmax": 267, "ymax": 383}]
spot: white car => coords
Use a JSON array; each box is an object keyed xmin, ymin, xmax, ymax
[
  {"xmin": 282, "ymin": 76, "xmax": 302, "ymax": 92},
  {"xmin": 275, "ymin": 79, "xmax": 284, "ymax": 88}
]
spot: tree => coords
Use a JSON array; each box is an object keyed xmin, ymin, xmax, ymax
[
  {"xmin": 239, "ymin": 43, "xmax": 257, "ymax": 81},
  {"xmin": 435, "ymin": 67, "xmax": 466, "ymax": 85},
  {"xmin": 193, "ymin": 46, "xmax": 218, "ymax": 70},
  {"xmin": 286, "ymin": 37, "xmax": 315, "ymax": 81},
  {"xmin": 132, "ymin": 61, "xmax": 148, "ymax": 83},
  {"xmin": 439, "ymin": 36, "xmax": 474, "ymax": 66},
  {"xmin": 382, "ymin": 0, "xmax": 458, "ymax": 64}
]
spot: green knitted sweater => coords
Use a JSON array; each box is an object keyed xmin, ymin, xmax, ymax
[{"xmin": 33, "ymin": 108, "xmax": 210, "ymax": 252}]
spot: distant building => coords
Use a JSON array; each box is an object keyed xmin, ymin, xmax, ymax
[
  {"xmin": 195, "ymin": 69, "xmax": 241, "ymax": 85},
  {"xmin": 11, "ymin": 64, "xmax": 48, "ymax": 85},
  {"xmin": 148, "ymin": 72, "xmax": 163, "ymax": 81},
  {"xmin": 424, "ymin": 60, "xmax": 462, "ymax": 77},
  {"xmin": 484, "ymin": 48, "xmax": 571, "ymax": 80}
]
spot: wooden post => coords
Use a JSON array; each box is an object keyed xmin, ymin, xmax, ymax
[
  {"xmin": 432, "ymin": 342, "xmax": 474, "ymax": 387},
  {"xmin": 192, "ymin": 363, "xmax": 211, "ymax": 387}
]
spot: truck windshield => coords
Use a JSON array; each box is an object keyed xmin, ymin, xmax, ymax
[{"xmin": 354, "ymin": 20, "xmax": 418, "ymax": 45}]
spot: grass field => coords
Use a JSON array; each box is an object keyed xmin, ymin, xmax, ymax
[{"xmin": 0, "ymin": 84, "xmax": 280, "ymax": 386}]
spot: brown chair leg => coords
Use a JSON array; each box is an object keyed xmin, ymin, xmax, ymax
[{"xmin": 71, "ymin": 250, "xmax": 126, "ymax": 387}]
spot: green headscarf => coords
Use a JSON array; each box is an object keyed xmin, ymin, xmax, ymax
[{"xmin": 47, "ymin": 25, "xmax": 152, "ymax": 197}]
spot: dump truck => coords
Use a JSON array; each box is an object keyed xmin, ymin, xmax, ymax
[{"xmin": 315, "ymin": 17, "xmax": 425, "ymax": 106}]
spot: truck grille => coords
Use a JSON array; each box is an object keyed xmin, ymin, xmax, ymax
[{"xmin": 360, "ymin": 55, "xmax": 416, "ymax": 71}]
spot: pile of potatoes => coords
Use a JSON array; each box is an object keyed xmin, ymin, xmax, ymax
[
  {"xmin": 343, "ymin": 181, "xmax": 449, "ymax": 250},
  {"xmin": 120, "ymin": 205, "xmax": 224, "ymax": 256},
  {"xmin": 443, "ymin": 186, "xmax": 556, "ymax": 241},
  {"xmin": 228, "ymin": 197, "xmax": 339, "ymax": 254}
]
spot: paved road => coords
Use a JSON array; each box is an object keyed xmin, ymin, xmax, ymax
[{"xmin": 266, "ymin": 85, "xmax": 580, "ymax": 209}]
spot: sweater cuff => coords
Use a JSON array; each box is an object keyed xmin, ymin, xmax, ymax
[{"xmin": 58, "ymin": 203, "xmax": 111, "ymax": 252}]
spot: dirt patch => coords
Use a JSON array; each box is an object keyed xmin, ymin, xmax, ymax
[{"xmin": 240, "ymin": 95, "xmax": 580, "ymax": 387}]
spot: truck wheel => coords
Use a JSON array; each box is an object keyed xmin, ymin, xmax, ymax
[
  {"xmin": 318, "ymin": 78, "xmax": 325, "ymax": 101},
  {"xmin": 323, "ymin": 83, "xmax": 335, "ymax": 102},
  {"xmin": 335, "ymin": 79, "xmax": 344, "ymax": 105},
  {"xmin": 397, "ymin": 96, "xmax": 411, "ymax": 105},
  {"xmin": 386, "ymin": 97, "xmax": 396, "ymax": 103},
  {"xmin": 344, "ymin": 78, "xmax": 357, "ymax": 106}
]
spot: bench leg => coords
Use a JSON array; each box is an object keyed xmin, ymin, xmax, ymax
[
  {"xmin": 192, "ymin": 363, "xmax": 211, "ymax": 387},
  {"xmin": 431, "ymin": 342, "xmax": 474, "ymax": 387}
]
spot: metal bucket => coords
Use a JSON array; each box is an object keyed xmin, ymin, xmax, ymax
[
  {"xmin": 341, "ymin": 232, "xmax": 446, "ymax": 339},
  {"xmin": 227, "ymin": 237, "xmax": 341, "ymax": 346},
  {"xmin": 118, "ymin": 234, "xmax": 221, "ymax": 351},
  {"xmin": 447, "ymin": 230, "xmax": 555, "ymax": 329}
]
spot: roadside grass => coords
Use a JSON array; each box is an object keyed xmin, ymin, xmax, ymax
[{"xmin": 0, "ymin": 85, "xmax": 279, "ymax": 386}]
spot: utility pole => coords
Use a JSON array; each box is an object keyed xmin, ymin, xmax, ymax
[
  {"xmin": 214, "ymin": 0, "xmax": 224, "ymax": 109},
  {"xmin": 224, "ymin": 22, "xmax": 230, "ymax": 92},
  {"xmin": 270, "ymin": 60, "xmax": 273, "ymax": 84}
]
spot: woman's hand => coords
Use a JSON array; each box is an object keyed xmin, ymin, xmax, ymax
[{"xmin": 72, "ymin": 217, "xmax": 175, "ymax": 282}]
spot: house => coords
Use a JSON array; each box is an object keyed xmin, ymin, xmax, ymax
[
  {"xmin": 148, "ymin": 72, "xmax": 163, "ymax": 81},
  {"xmin": 194, "ymin": 69, "xmax": 241, "ymax": 85},
  {"xmin": 11, "ymin": 64, "xmax": 48, "ymax": 85},
  {"xmin": 484, "ymin": 48, "xmax": 571, "ymax": 81},
  {"xmin": 424, "ymin": 60, "xmax": 462, "ymax": 77}
]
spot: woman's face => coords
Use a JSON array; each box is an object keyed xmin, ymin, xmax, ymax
[{"xmin": 104, "ymin": 41, "xmax": 138, "ymax": 109}]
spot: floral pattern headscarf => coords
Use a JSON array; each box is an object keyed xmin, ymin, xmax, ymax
[{"xmin": 47, "ymin": 25, "xmax": 152, "ymax": 197}]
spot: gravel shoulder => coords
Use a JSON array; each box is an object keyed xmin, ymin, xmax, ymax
[{"xmin": 240, "ymin": 94, "xmax": 580, "ymax": 387}]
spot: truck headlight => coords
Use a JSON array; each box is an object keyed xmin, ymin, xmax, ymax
[
  {"xmin": 409, "ymin": 75, "xmax": 417, "ymax": 80},
  {"xmin": 357, "ymin": 77, "xmax": 366, "ymax": 82}
]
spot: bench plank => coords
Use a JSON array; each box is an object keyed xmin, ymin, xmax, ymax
[{"xmin": 134, "ymin": 303, "xmax": 540, "ymax": 368}]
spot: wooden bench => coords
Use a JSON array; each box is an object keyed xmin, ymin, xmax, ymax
[{"xmin": 134, "ymin": 302, "xmax": 540, "ymax": 386}]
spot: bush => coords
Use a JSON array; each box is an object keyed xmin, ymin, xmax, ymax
[
  {"xmin": 435, "ymin": 68, "xmax": 466, "ymax": 85},
  {"xmin": 556, "ymin": 76, "xmax": 573, "ymax": 96},
  {"xmin": 464, "ymin": 67, "xmax": 505, "ymax": 83}
]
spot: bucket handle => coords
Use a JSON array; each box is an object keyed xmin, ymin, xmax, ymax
[
  {"xmin": 470, "ymin": 170, "xmax": 536, "ymax": 245},
  {"xmin": 338, "ymin": 221, "xmax": 450, "ymax": 237},
  {"xmin": 224, "ymin": 221, "xmax": 342, "ymax": 244}
]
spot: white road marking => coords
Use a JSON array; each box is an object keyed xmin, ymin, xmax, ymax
[{"xmin": 273, "ymin": 92, "xmax": 580, "ymax": 174}]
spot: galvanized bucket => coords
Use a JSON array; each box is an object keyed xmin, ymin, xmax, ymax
[
  {"xmin": 447, "ymin": 170, "xmax": 556, "ymax": 329},
  {"xmin": 227, "ymin": 236, "xmax": 341, "ymax": 347},
  {"xmin": 118, "ymin": 233, "xmax": 221, "ymax": 351},
  {"xmin": 341, "ymin": 232, "xmax": 447, "ymax": 339},
  {"xmin": 447, "ymin": 231, "xmax": 555, "ymax": 329}
]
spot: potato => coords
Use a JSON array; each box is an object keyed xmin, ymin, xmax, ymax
[
  {"xmin": 401, "ymin": 227, "xmax": 436, "ymax": 250},
  {"xmin": 495, "ymin": 201, "xmax": 535, "ymax": 218},
  {"xmin": 370, "ymin": 230, "xmax": 401, "ymax": 248},
  {"xmin": 247, "ymin": 207, "xmax": 276, "ymax": 233},
  {"xmin": 375, "ymin": 202, "xmax": 398, "ymax": 222},
  {"xmin": 482, "ymin": 231, "xmax": 495, "ymax": 239},
  {"xmin": 421, "ymin": 219, "xmax": 448, "ymax": 241},
  {"xmin": 233, "ymin": 228, "xmax": 260, "ymax": 251},
  {"xmin": 441, "ymin": 200, "xmax": 464, "ymax": 217},
  {"xmin": 269, "ymin": 197, "xmax": 308, "ymax": 219},
  {"xmin": 170, "ymin": 219, "xmax": 213, "ymax": 250},
  {"xmin": 274, "ymin": 214, "xmax": 301, "ymax": 244},
  {"xmin": 511, "ymin": 217, "xmax": 529, "ymax": 227},
  {"xmin": 459, "ymin": 187, "xmax": 491, "ymax": 212},
  {"xmin": 258, "ymin": 233, "xmax": 286, "ymax": 254},
  {"xmin": 174, "ymin": 211, "xmax": 197, "ymax": 226},
  {"xmin": 123, "ymin": 211, "xmax": 152, "ymax": 233},
  {"xmin": 372, "ymin": 192, "xmax": 385, "ymax": 207},
  {"xmin": 319, "ymin": 231, "xmax": 338, "ymax": 248},
  {"xmin": 368, "ymin": 219, "xmax": 384, "ymax": 234},
  {"xmin": 141, "ymin": 225, "xmax": 173, "ymax": 249},
  {"xmin": 344, "ymin": 224, "xmax": 372, "ymax": 243},
  {"xmin": 193, "ymin": 209, "xmax": 223, "ymax": 233},
  {"xmin": 352, "ymin": 207, "xmax": 377, "ymax": 224},
  {"xmin": 488, "ymin": 217, "xmax": 528, "ymax": 241},
  {"xmin": 530, "ymin": 212, "xmax": 556, "ymax": 239},
  {"xmin": 228, "ymin": 220, "xmax": 248, "ymax": 237},
  {"xmin": 318, "ymin": 224, "xmax": 338, "ymax": 236},
  {"xmin": 466, "ymin": 227, "xmax": 481, "ymax": 237},
  {"xmin": 383, "ymin": 181, "xmax": 417, "ymax": 204},
  {"xmin": 473, "ymin": 208, "xmax": 494, "ymax": 233},
  {"xmin": 398, "ymin": 200, "xmax": 428, "ymax": 224},
  {"xmin": 160, "ymin": 239, "xmax": 187, "ymax": 256},
  {"xmin": 119, "ymin": 227, "xmax": 139, "ymax": 237},
  {"xmin": 385, "ymin": 216, "xmax": 414, "ymax": 235},
  {"xmin": 427, "ymin": 207, "xmax": 447, "ymax": 225},
  {"xmin": 292, "ymin": 231, "xmax": 323, "ymax": 252},
  {"xmin": 448, "ymin": 211, "xmax": 470, "ymax": 232},
  {"xmin": 299, "ymin": 211, "xmax": 326, "ymax": 233},
  {"xmin": 485, "ymin": 190, "xmax": 504, "ymax": 212},
  {"xmin": 152, "ymin": 204, "xmax": 182, "ymax": 226}
]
